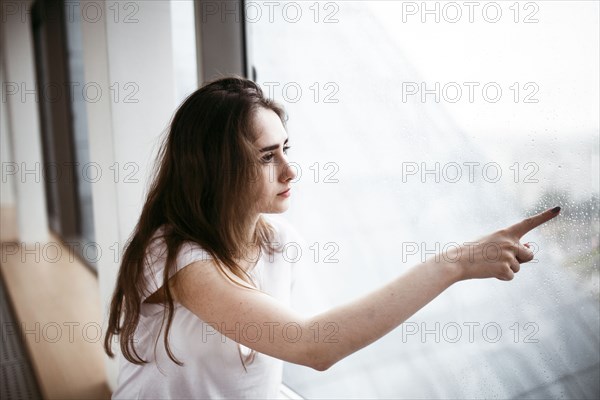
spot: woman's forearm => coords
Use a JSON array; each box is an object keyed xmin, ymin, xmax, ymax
[
  {"xmin": 306, "ymin": 259, "xmax": 461, "ymax": 370},
  {"xmin": 303, "ymin": 207, "xmax": 560, "ymax": 370}
]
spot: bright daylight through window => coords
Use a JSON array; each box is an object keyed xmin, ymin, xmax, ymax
[{"xmin": 247, "ymin": 1, "xmax": 599, "ymax": 398}]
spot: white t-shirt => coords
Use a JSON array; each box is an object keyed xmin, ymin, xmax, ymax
[{"xmin": 112, "ymin": 214, "xmax": 304, "ymax": 399}]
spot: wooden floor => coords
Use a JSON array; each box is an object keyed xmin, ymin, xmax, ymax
[{"xmin": 0, "ymin": 206, "xmax": 111, "ymax": 399}]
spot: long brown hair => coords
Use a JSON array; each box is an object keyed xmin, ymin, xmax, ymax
[{"xmin": 104, "ymin": 76, "xmax": 287, "ymax": 370}]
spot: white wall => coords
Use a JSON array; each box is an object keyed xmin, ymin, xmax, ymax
[{"xmin": 0, "ymin": 0, "xmax": 49, "ymax": 243}]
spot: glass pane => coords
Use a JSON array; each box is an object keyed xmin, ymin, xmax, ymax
[{"xmin": 248, "ymin": 1, "xmax": 599, "ymax": 398}]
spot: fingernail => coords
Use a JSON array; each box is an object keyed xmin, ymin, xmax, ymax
[{"xmin": 551, "ymin": 206, "xmax": 561, "ymax": 213}]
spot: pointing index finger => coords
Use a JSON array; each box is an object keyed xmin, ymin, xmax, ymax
[{"xmin": 507, "ymin": 206, "xmax": 561, "ymax": 238}]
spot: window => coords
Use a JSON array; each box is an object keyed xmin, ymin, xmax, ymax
[{"xmin": 248, "ymin": 1, "xmax": 599, "ymax": 397}]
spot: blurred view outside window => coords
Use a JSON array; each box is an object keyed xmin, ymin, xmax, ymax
[{"xmin": 246, "ymin": 1, "xmax": 599, "ymax": 398}]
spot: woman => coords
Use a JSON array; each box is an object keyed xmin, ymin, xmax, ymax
[{"xmin": 104, "ymin": 76, "xmax": 560, "ymax": 398}]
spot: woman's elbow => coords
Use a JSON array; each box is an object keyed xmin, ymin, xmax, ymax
[
  {"xmin": 311, "ymin": 360, "xmax": 332, "ymax": 372},
  {"xmin": 303, "ymin": 344, "xmax": 335, "ymax": 371},
  {"xmin": 281, "ymin": 320, "xmax": 338, "ymax": 371}
]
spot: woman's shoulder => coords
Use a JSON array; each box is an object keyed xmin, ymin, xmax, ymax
[
  {"xmin": 144, "ymin": 225, "xmax": 213, "ymax": 276},
  {"xmin": 147, "ymin": 225, "xmax": 212, "ymax": 259},
  {"xmin": 141, "ymin": 225, "xmax": 214, "ymax": 304}
]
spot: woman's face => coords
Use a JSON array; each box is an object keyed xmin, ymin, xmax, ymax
[{"xmin": 252, "ymin": 107, "xmax": 297, "ymax": 214}]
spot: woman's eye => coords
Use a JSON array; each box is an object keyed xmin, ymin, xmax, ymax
[{"xmin": 262, "ymin": 146, "xmax": 291, "ymax": 163}]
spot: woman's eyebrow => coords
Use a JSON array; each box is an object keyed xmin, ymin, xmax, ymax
[{"xmin": 260, "ymin": 137, "xmax": 289, "ymax": 153}]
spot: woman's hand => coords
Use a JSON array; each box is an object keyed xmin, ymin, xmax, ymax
[{"xmin": 448, "ymin": 206, "xmax": 561, "ymax": 282}]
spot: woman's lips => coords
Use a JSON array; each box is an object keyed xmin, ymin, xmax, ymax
[{"xmin": 277, "ymin": 188, "xmax": 291, "ymax": 196}]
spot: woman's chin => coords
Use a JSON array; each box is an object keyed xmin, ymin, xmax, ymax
[{"xmin": 264, "ymin": 204, "xmax": 290, "ymax": 214}]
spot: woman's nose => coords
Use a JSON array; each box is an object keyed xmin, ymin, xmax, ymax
[{"xmin": 281, "ymin": 160, "xmax": 297, "ymax": 182}]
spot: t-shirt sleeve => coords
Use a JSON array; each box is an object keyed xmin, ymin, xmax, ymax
[{"xmin": 141, "ymin": 236, "xmax": 213, "ymax": 304}]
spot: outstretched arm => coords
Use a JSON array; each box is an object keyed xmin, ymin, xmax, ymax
[{"xmin": 171, "ymin": 207, "xmax": 560, "ymax": 371}]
